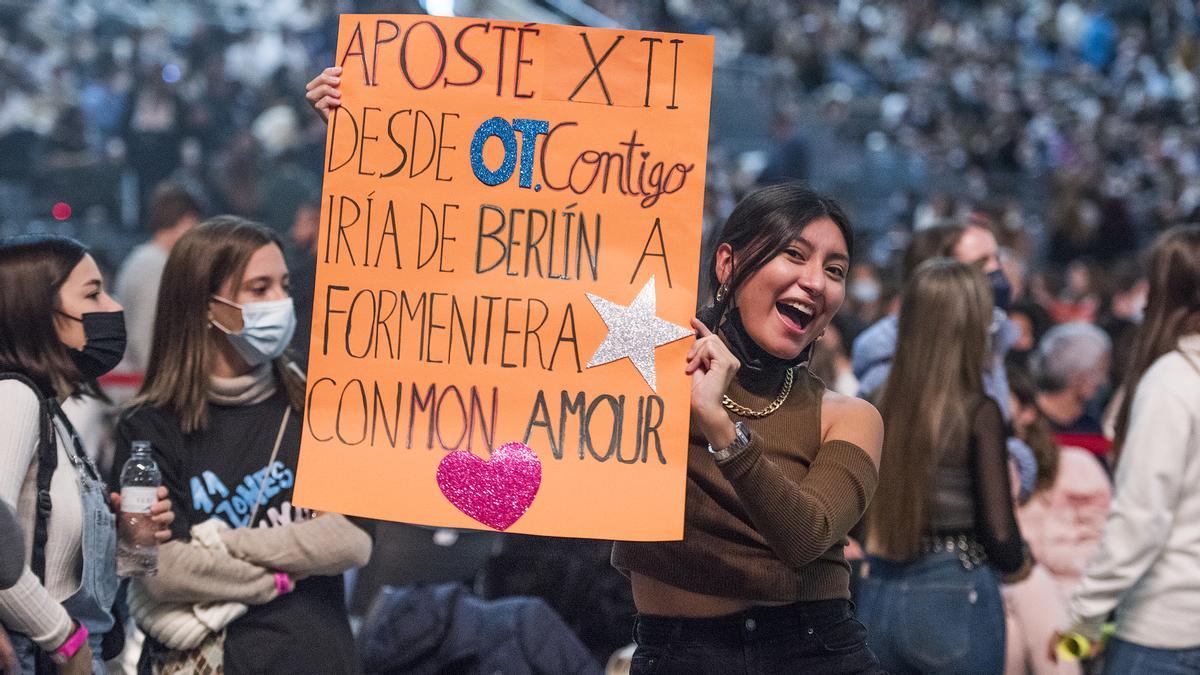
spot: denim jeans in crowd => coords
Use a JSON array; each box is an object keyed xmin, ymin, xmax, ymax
[
  {"xmin": 1103, "ymin": 637, "xmax": 1200, "ymax": 674},
  {"xmin": 631, "ymin": 598, "xmax": 883, "ymax": 674},
  {"xmin": 854, "ymin": 551, "xmax": 1005, "ymax": 674}
]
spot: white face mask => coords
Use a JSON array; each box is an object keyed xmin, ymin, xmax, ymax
[
  {"xmin": 211, "ymin": 296, "xmax": 296, "ymax": 366},
  {"xmin": 850, "ymin": 279, "xmax": 881, "ymax": 304}
]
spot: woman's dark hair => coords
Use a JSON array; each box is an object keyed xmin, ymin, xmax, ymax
[
  {"xmin": 707, "ymin": 182, "xmax": 853, "ymax": 305},
  {"xmin": 0, "ymin": 234, "xmax": 89, "ymax": 396}
]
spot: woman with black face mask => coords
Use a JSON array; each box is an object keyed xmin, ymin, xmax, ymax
[{"xmin": 0, "ymin": 234, "xmax": 175, "ymax": 674}]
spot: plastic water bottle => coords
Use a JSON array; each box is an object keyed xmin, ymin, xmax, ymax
[{"xmin": 117, "ymin": 441, "xmax": 161, "ymax": 577}]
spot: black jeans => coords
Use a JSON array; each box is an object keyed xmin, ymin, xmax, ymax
[{"xmin": 630, "ymin": 598, "xmax": 883, "ymax": 674}]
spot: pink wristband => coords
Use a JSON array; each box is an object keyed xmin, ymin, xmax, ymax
[
  {"xmin": 50, "ymin": 621, "xmax": 88, "ymax": 665},
  {"xmin": 274, "ymin": 572, "xmax": 293, "ymax": 595}
]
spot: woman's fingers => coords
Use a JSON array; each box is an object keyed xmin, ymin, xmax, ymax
[
  {"xmin": 305, "ymin": 66, "xmax": 342, "ymax": 92},
  {"xmin": 150, "ymin": 488, "xmax": 174, "ymax": 532},
  {"xmin": 687, "ymin": 336, "xmax": 742, "ymax": 378},
  {"xmin": 698, "ymin": 336, "xmax": 738, "ymax": 371},
  {"xmin": 150, "ymin": 488, "xmax": 172, "ymax": 515},
  {"xmin": 690, "ymin": 317, "xmax": 713, "ymax": 338},
  {"xmin": 306, "ymin": 67, "xmax": 343, "ymax": 122},
  {"xmin": 687, "ymin": 336, "xmax": 719, "ymax": 365},
  {"xmin": 153, "ymin": 500, "xmax": 175, "ymax": 542},
  {"xmin": 305, "ymin": 84, "xmax": 341, "ymax": 103}
]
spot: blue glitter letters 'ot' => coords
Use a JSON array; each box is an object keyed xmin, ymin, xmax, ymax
[{"xmin": 470, "ymin": 116, "xmax": 518, "ymax": 186}]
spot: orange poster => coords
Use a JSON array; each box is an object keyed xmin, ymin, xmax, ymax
[{"xmin": 293, "ymin": 14, "xmax": 714, "ymax": 540}]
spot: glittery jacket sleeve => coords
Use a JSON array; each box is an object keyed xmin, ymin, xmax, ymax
[{"xmin": 715, "ymin": 435, "xmax": 879, "ymax": 568}]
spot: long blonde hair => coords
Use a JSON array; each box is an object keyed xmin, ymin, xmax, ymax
[
  {"xmin": 867, "ymin": 259, "xmax": 994, "ymax": 560},
  {"xmin": 136, "ymin": 216, "xmax": 305, "ymax": 432}
]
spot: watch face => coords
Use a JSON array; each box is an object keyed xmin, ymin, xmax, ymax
[{"xmin": 709, "ymin": 422, "xmax": 750, "ymax": 461}]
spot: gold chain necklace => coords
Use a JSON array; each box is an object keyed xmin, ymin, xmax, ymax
[{"xmin": 722, "ymin": 368, "xmax": 794, "ymax": 418}]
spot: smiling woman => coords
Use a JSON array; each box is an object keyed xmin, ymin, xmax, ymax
[{"xmin": 610, "ymin": 183, "xmax": 885, "ymax": 675}]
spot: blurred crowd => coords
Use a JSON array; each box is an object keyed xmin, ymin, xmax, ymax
[
  {"xmin": 607, "ymin": 1, "xmax": 1200, "ymax": 255},
  {"xmin": 0, "ymin": 0, "xmax": 1197, "ymax": 673},
  {"xmin": 0, "ymin": 0, "xmax": 353, "ymax": 265}
]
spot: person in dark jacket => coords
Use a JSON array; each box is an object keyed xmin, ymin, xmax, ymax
[{"xmin": 359, "ymin": 583, "xmax": 601, "ymax": 675}]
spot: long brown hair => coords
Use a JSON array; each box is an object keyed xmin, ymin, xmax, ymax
[
  {"xmin": 0, "ymin": 235, "xmax": 89, "ymax": 397},
  {"xmin": 866, "ymin": 259, "xmax": 994, "ymax": 559},
  {"xmin": 1111, "ymin": 225, "xmax": 1200, "ymax": 467},
  {"xmin": 1007, "ymin": 364, "xmax": 1059, "ymax": 494},
  {"xmin": 136, "ymin": 216, "xmax": 305, "ymax": 432}
]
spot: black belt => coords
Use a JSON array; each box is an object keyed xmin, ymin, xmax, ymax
[{"xmin": 918, "ymin": 533, "xmax": 987, "ymax": 570}]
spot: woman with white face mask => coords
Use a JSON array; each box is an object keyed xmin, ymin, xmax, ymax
[{"xmin": 114, "ymin": 216, "xmax": 372, "ymax": 674}]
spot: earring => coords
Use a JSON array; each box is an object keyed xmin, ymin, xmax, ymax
[
  {"xmin": 816, "ymin": 331, "xmax": 825, "ymax": 341},
  {"xmin": 715, "ymin": 284, "xmax": 728, "ymax": 303}
]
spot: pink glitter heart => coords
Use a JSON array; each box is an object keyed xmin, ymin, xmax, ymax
[{"xmin": 436, "ymin": 441, "xmax": 542, "ymax": 531}]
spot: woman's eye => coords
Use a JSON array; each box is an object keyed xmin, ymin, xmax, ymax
[
  {"xmin": 827, "ymin": 267, "xmax": 846, "ymax": 279},
  {"xmin": 785, "ymin": 248, "xmax": 805, "ymax": 260}
]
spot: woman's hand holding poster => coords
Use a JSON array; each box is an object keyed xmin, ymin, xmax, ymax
[{"xmin": 294, "ymin": 15, "xmax": 713, "ymax": 540}]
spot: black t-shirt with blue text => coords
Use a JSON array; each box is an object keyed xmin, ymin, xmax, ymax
[{"xmin": 115, "ymin": 388, "xmax": 359, "ymax": 675}]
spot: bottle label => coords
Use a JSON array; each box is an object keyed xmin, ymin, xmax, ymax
[{"xmin": 121, "ymin": 487, "xmax": 157, "ymax": 514}]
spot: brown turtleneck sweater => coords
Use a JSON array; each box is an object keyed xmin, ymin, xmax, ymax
[{"xmin": 612, "ymin": 367, "xmax": 878, "ymax": 601}]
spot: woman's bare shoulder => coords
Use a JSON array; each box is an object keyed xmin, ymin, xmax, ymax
[{"xmin": 820, "ymin": 389, "xmax": 883, "ymax": 466}]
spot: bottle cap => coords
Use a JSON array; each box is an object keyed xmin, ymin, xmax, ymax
[
  {"xmin": 1057, "ymin": 624, "xmax": 1116, "ymax": 662},
  {"xmin": 1056, "ymin": 633, "xmax": 1090, "ymax": 662}
]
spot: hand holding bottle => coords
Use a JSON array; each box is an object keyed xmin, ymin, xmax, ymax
[{"xmin": 114, "ymin": 442, "xmax": 169, "ymax": 576}]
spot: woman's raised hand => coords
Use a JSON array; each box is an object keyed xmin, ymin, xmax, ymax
[
  {"xmin": 688, "ymin": 318, "xmax": 739, "ymax": 448},
  {"xmin": 305, "ymin": 67, "xmax": 343, "ymax": 122}
]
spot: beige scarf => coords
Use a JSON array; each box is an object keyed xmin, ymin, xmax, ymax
[{"xmin": 208, "ymin": 363, "xmax": 275, "ymax": 406}]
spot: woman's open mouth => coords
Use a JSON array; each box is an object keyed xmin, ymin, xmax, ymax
[{"xmin": 776, "ymin": 301, "xmax": 814, "ymax": 333}]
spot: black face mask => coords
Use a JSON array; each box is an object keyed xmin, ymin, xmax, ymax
[
  {"xmin": 62, "ymin": 311, "xmax": 127, "ymax": 380},
  {"xmin": 696, "ymin": 301, "xmax": 809, "ymax": 387},
  {"xmin": 987, "ymin": 269, "xmax": 1012, "ymax": 311}
]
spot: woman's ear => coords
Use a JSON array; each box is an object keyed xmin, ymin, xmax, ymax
[{"xmin": 714, "ymin": 243, "xmax": 734, "ymax": 286}]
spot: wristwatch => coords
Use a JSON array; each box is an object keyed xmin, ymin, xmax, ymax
[
  {"xmin": 50, "ymin": 620, "xmax": 88, "ymax": 665},
  {"xmin": 707, "ymin": 421, "xmax": 751, "ymax": 462}
]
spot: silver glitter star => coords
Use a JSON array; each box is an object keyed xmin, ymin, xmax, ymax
[{"xmin": 585, "ymin": 276, "xmax": 693, "ymax": 392}]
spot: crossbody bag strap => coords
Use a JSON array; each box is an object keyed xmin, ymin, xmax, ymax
[
  {"xmin": 248, "ymin": 406, "xmax": 292, "ymax": 528},
  {"xmin": 30, "ymin": 406, "xmax": 55, "ymax": 584},
  {"xmin": 0, "ymin": 373, "xmax": 56, "ymax": 583}
]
